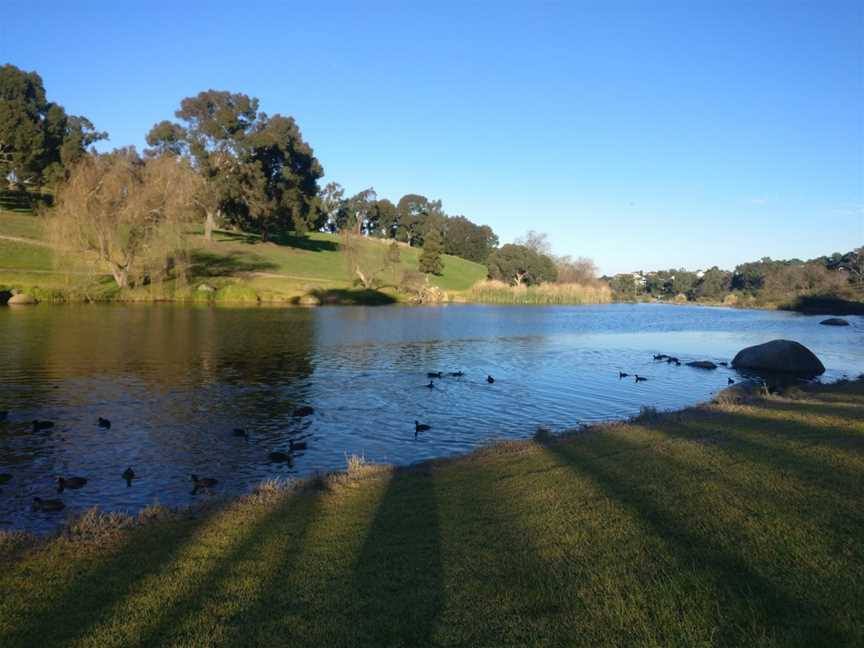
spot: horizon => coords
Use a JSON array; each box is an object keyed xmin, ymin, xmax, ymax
[{"xmin": 2, "ymin": 1, "xmax": 862, "ymax": 274}]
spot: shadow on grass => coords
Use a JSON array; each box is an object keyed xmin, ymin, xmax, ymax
[
  {"xmin": 189, "ymin": 250, "xmax": 278, "ymax": 278},
  {"xmin": 544, "ymin": 409, "xmax": 858, "ymax": 645},
  {"xmin": 291, "ymin": 288, "xmax": 397, "ymax": 306},
  {"xmin": 349, "ymin": 466, "xmax": 443, "ymax": 646},
  {"xmin": 783, "ymin": 294, "xmax": 864, "ymax": 315},
  {"xmin": 216, "ymin": 229, "xmax": 339, "ymax": 253}
]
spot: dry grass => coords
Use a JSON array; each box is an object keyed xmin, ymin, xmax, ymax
[{"xmin": 467, "ymin": 279, "xmax": 613, "ymax": 304}]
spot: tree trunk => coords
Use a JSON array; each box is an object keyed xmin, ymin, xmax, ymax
[
  {"xmin": 108, "ymin": 262, "xmax": 129, "ymax": 289},
  {"xmin": 204, "ymin": 209, "xmax": 216, "ymax": 241},
  {"xmin": 514, "ymin": 271, "xmax": 527, "ymax": 286}
]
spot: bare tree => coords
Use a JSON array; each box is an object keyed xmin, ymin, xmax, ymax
[
  {"xmin": 515, "ymin": 230, "xmax": 553, "ymax": 256},
  {"xmin": 555, "ymin": 255, "xmax": 599, "ymax": 284},
  {"xmin": 51, "ymin": 152, "xmax": 200, "ymax": 288}
]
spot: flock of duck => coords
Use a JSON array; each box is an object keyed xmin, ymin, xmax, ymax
[
  {"xmin": 617, "ymin": 353, "xmax": 736, "ymax": 386},
  {"xmin": 0, "ymin": 404, "xmax": 318, "ymax": 513},
  {"xmin": 3, "ymin": 358, "xmax": 735, "ymax": 516}
]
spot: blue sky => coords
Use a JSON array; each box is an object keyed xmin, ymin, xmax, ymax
[{"xmin": 2, "ymin": 1, "xmax": 862, "ymax": 274}]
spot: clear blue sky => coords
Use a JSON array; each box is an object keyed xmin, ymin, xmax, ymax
[{"xmin": 2, "ymin": 1, "xmax": 862, "ymax": 274}]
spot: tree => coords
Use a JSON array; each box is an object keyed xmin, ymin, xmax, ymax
[
  {"xmin": 0, "ymin": 64, "xmax": 106, "ymax": 187},
  {"xmin": 555, "ymin": 255, "xmax": 598, "ymax": 284},
  {"xmin": 396, "ymin": 194, "xmax": 430, "ymax": 245},
  {"xmin": 486, "ymin": 244, "xmax": 557, "ymax": 285},
  {"xmin": 385, "ymin": 240, "xmax": 402, "ymax": 285},
  {"xmin": 373, "ymin": 199, "xmax": 398, "ymax": 238},
  {"xmin": 692, "ymin": 267, "xmax": 731, "ymax": 300},
  {"xmin": 319, "ymin": 182, "xmax": 345, "ymax": 233},
  {"xmin": 443, "ymin": 215, "xmax": 499, "ymax": 263},
  {"xmin": 515, "ymin": 230, "xmax": 552, "ymax": 256},
  {"xmin": 418, "ymin": 228, "xmax": 444, "ymax": 275},
  {"xmin": 146, "ymin": 90, "xmax": 323, "ymax": 240},
  {"xmin": 51, "ymin": 151, "xmax": 200, "ymax": 288}
]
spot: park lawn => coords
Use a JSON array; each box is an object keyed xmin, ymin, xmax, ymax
[
  {"xmin": 0, "ymin": 209, "xmax": 487, "ymax": 301},
  {"xmin": 0, "ymin": 209, "xmax": 48, "ymax": 240},
  {"xmin": 0, "ymin": 381, "xmax": 862, "ymax": 647}
]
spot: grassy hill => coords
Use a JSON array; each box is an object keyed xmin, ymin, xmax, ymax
[{"xmin": 0, "ymin": 209, "xmax": 487, "ymax": 304}]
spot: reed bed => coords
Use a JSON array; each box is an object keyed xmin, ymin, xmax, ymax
[{"xmin": 467, "ymin": 279, "xmax": 612, "ymax": 304}]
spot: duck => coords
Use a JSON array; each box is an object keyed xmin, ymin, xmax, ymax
[
  {"xmin": 268, "ymin": 451, "xmax": 292, "ymax": 463},
  {"xmin": 122, "ymin": 467, "xmax": 136, "ymax": 482},
  {"xmin": 292, "ymin": 405, "xmax": 315, "ymax": 418},
  {"xmin": 634, "ymin": 375, "xmax": 648, "ymax": 382},
  {"xmin": 427, "ymin": 371, "xmax": 443, "ymax": 379},
  {"xmin": 289, "ymin": 439, "xmax": 307, "ymax": 452},
  {"xmin": 619, "ymin": 372, "xmax": 629, "ymax": 379},
  {"xmin": 487, "ymin": 375, "xmax": 495, "ymax": 384},
  {"xmin": 653, "ymin": 354, "xmax": 669, "ymax": 361},
  {"xmin": 727, "ymin": 377, "xmax": 735, "ymax": 385},
  {"xmin": 98, "ymin": 417, "xmax": 111, "ymax": 429},
  {"xmin": 57, "ymin": 476, "xmax": 87, "ymax": 491},
  {"xmin": 232, "ymin": 428, "xmax": 249, "ymax": 438},
  {"xmin": 449, "ymin": 371, "xmax": 465, "ymax": 377},
  {"xmin": 190, "ymin": 474, "xmax": 218, "ymax": 488},
  {"xmin": 718, "ymin": 361, "xmax": 729, "ymax": 367},
  {"xmin": 666, "ymin": 357, "xmax": 680, "ymax": 364},
  {"xmin": 415, "ymin": 420, "xmax": 432, "ymax": 433},
  {"xmin": 32, "ymin": 420, "xmax": 54, "ymax": 431},
  {"xmin": 426, "ymin": 380, "xmax": 435, "ymax": 389},
  {"xmin": 0, "ymin": 473, "xmax": 12, "ymax": 485},
  {"xmin": 33, "ymin": 497, "xmax": 65, "ymax": 512},
  {"xmin": 0, "ymin": 410, "xmax": 8, "ymax": 421}
]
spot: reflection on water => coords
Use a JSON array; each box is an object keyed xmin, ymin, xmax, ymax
[{"xmin": 1, "ymin": 303, "xmax": 862, "ymax": 532}]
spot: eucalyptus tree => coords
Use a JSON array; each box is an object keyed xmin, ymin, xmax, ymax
[
  {"xmin": 146, "ymin": 90, "xmax": 323, "ymax": 240},
  {"xmin": 0, "ymin": 64, "xmax": 106, "ymax": 187}
]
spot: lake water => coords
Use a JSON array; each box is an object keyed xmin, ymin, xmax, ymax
[{"xmin": 1, "ymin": 303, "xmax": 862, "ymax": 532}]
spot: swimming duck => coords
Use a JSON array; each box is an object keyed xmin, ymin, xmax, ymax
[
  {"xmin": 449, "ymin": 371, "xmax": 465, "ymax": 377},
  {"xmin": 32, "ymin": 420, "xmax": 54, "ymax": 431},
  {"xmin": 232, "ymin": 428, "xmax": 248, "ymax": 437},
  {"xmin": 634, "ymin": 375, "xmax": 648, "ymax": 382},
  {"xmin": 268, "ymin": 451, "xmax": 292, "ymax": 463},
  {"xmin": 289, "ymin": 439, "xmax": 307, "ymax": 452},
  {"xmin": 190, "ymin": 475, "xmax": 218, "ymax": 487},
  {"xmin": 122, "ymin": 467, "xmax": 136, "ymax": 482},
  {"xmin": 0, "ymin": 473, "xmax": 11, "ymax": 485},
  {"xmin": 728, "ymin": 378, "xmax": 735, "ymax": 385},
  {"xmin": 426, "ymin": 380, "xmax": 435, "ymax": 389},
  {"xmin": 292, "ymin": 405, "xmax": 315, "ymax": 418},
  {"xmin": 619, "ymin": 372, "xmax": 629, "ymax": 379},
  {"xmin": 427, "ymin": 371, "xmax": 443, "ymax": 379},
  {"xmin": 653, "ymin": 354, "xmax": 669, "ymax": 361},
  {"xmin": 487, "ymin": 375, "xmax": 495, "ymax": 384},
  {"xmin": 98, "ymin": 417, "xmax": 111, "ymax": 429},
  {"xmin": 57, "ymin": 476, "xmax": 87, "ymax": 491},
  {"xmin": 33, "ymin": 497, "xmax": 65, "ymax": 512},
  {"xmin": 415, "ymin": 421, "xmax": 431, "ymax": 432}
]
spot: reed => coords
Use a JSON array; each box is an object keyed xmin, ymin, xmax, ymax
[{"xmin": 467, "ymin": 279, "xmax": 612, "ymax": 305}]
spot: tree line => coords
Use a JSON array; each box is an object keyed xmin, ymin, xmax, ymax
[
  {"xmin": 606, "ymin": 249, "xmax": 864, "ymax": 305},
  {"xmin": 1, "ymin": 63, "xmax": 597, "ymax": 291}
]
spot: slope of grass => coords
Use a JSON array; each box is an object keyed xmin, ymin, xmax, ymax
[
  {"xmin": 0, "ymin": 210, "xmax": 487, "ymax": 302},
  {"xmin": 1, "ymin": 381, "xmax": 862, "ymax": 646}
]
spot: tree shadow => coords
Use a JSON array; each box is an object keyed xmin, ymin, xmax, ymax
[
  {"xmin": 189, "ymin": 250, "xmax": 278, "ymax": 278},
  {"xmin": 543, "ymin": 425, "xmax": 856, "ymax": 645},
  {"xmin": 291, "ymin": 288, "xmax": 397, "ymax": 306},
  {"xmin": 347, "ymin": 466, "xmax": 444, "ymax": 646},
  {"xmin": 216, "ymin": 230, "xmax": 339, "ymax": 253},
  {"xmin": 783, "ymin": 294, "xmax": 864, "ymax": 315}
]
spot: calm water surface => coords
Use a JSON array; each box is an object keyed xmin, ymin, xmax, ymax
[{"xmin": 1, "ymin": 303, "xmax": 862, "ymax": 531}]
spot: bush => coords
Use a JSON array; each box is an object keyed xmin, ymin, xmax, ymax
[{"xmin": 468, "ymin": 280, "xmax": 612, "ymax": 305}]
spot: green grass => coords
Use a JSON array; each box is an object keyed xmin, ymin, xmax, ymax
[
  {"xmin": 0, "ymin": 210, "xmax": 488, "ymax": 303},
  {"xmin": 1, "ymin": 381, "xmax": 862, "ymax": 646}
]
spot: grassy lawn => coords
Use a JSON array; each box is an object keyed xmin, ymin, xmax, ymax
[
  {"xmin": 1, "ymin": 381, "xmax": 861, "ymax": 646},
  {"xmin": 0, "ymin": 209, "xmax": 487, "ymax": 301}
]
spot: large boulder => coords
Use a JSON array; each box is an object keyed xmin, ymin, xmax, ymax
[
  {"xmin": 820, "ymin": 318, "xmax": 850, "ymax": 327},
  {"xmin": 731, "ymin": 339, "xmax": 824, "ymax": 375},
  {"xmin": 7, "ymin": 293, "xmax": 37, "ymax": 305}
]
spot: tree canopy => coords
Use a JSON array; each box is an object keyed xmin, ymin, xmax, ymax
[
  {"xmin": 486, "ymin": 244, "xmax": 558, "ymax": 286},
  {"xmin": 0, "ymin": 64, "xmax": 106, "ymax": 187}
]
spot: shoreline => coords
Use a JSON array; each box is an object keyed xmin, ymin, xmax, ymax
[{"xmin": 1, "ymin": 378, "xmax": 862, "ymax": 645}]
